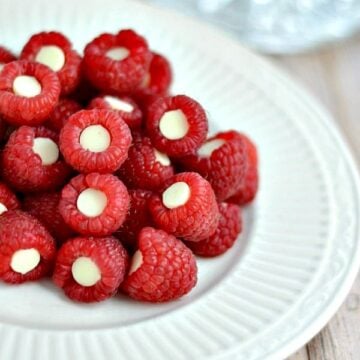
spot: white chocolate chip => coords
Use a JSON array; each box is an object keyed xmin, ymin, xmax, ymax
[
  {"xmin": 129, "ymin": 250, "xmax": 143, "ymax": 275},
  {"xmin": 10, "ymin": 248, "xmax": 40, "ymax": 275},
  {"xmin": 159, "ymin": 110, "xmax": 189, "ymax": 140},
  {"xmin": 13, "ymin": 75, "xmax": 41, "ymax": 98},
  {"xmin": 71, "ymin": 257, "xmax": 101, "ymax": 287},
  {"xmin": 77, "ymin": 188, "xmax": 108, "ymax": 218},
  {"xmin": 197, "ymin": 139, "xmax": 225, "ymax": 157},
  {"xmin": 79, "ymin": 125, "xmax": 111, "ymax": 153},
  {"xmin": 162, "ymin": 182, "xmax": 191, "ymax": 209},
  {"xmin": 0, "ymin": 203, "xmax": 8, "ymax": 215},
  {"xmin": 154, "ymin": 149, "xmax": 170, "ymax": 166},
  {"xmin": 32, "ymin": 137, "xmax": 59, "ymax": 165},
  {"xmin": 106, "ymin": 47, "xmax": 130, "ymax": 61},
  {"xmin": 35, "ymin": 45, "xmax": 65, "ymax": 72},
  {"xmin": 104, "ymin": 95, "xmax": 134, "ymax": 113}
]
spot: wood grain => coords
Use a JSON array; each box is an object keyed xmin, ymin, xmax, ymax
[{"xmin": 273, "ymin": 35, "xmax": 360, "ymax": 360}]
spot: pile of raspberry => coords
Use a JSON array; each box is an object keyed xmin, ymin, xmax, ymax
[{"xmin": 0, "ymin": 29, "xmax": 258, "ymax": 303}]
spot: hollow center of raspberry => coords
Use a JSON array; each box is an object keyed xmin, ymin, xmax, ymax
[
  {"xmin": 13, "ymin": 75, "xmax": 42, "ymax": 98},
  {"xmin": 104, "ymin": 95, "xmax": 134, "ymax": 113},
  {"xmin": 129, "ymin": 250, "xmax": 143, "ymax": 275},
  {"xmin": 77, "ymin": 188, "xmax": 108, "ymax": 218},
  {"xmin": 35, "ymin": 45, "xmax": 65, "ymax": 72},
  {"xmin": 0, "ymin": 203, "xmax": 8, "ymax": 215},
  {"xmin": 71, "ymin": 257, "xmax": 101, "ymax": 287},
  {"xmin": 106, "ymin": 47, "xmax": 130, "ymax": 61},
  {"xmin": 79, "ymin": 125, "xmax": 111, "ymax": 153},
  {"xmin": 162, "ymin": 181, "xmax": 191, "ymax": 209},
  {"xmin": 159, "ymin": 110, "xmax": 189, "ymax": 140},
  {"xmin": 197, "ymin": 139, "xmax": 225, "ymax": 157},
  {"xmin": 10, "ymin": 248, "xmax": 41, "ymax": 275},
  {"xmin": 32, "ymin": 137, "xmax": 60, "ymax": 166},
  {"xmin": 154, "ymin": 148, "xmax": 170, "ymax": 166}
]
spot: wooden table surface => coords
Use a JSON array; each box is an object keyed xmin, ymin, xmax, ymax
[{"xmin": 272, "ymin": 35, "xmax": 360, "ymax": 360}]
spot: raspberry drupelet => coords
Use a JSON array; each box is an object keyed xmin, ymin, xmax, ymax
[
  {"xmin": 117, "ymin": 135, "xmax": 174, "ymax": 191},
  {"xmin": 1, "ymin": 126, "xmax": 71, "ymax": 193},
  {"xmin": 185, "ymin": 202, "xmax": 242, "ymax": 257},
  {"xmin": 23, "ymin": 192, "xmax": 74, "ymax": 244},
  {"xmin": 20, "ymin": 31, "xmax": 82, "ymax": 95},
  {"xmin": 0, "ymin": 210, "xmax": 56, "ymax": 284},
  {"xmin": 0, "ymin": 46, "xmax": 16, "ymax": 72},
  {"xmin": 149, "ymin": 172, "xmax": 219, "ymax": 242},
  {"xmin": 146, "ymin": 95, "xmax": 208, "ymax": 157},
  {"xmin": 88, "ymin": 94, "xmax": 142, "ymax": 129},
  {"xmin": 122, "ymin": 227, "xmax": 197, "ymax": 302},
  {"xmin": 59, "ymin": 173, "xmax": 130, "ymax": 237},
  {"xmin": 0, "ymin": 182, "xmax": 20, "ymax": 215},
  {"xmin": 53, "ymin": 236, "xmax": 128, "ymax": 302},
  {"xmin": 59, "ymin": 109, "xmax": 132, "ymax": 174},
  {"xmin": 0, "ymin": 60, "xmax": 60, "ymax": 126},
  {"xmin": 178, "ymin": 130, "xmax": 248, "ymax": 202},
  {"xmin": 83, "ymin": 29, "xmax": 151, "ymax": 93}
]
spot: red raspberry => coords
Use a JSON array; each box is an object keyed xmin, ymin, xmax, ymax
[
  {"xmin": 0, "ymin": 60, "xmax": 60, "ymax": 126},
  {"xmin": 1, "ymin": 126, "xmax": 71, "ymax": 193},
  {"xmin": 146, "ymin": 95, "xmax": 208, "ymax": 157},
  {"xmin": 185, "ymin": 203, "xmax": 242, "ymax": 257},
  {"xmin": 59, "ymin": 109, "xmax": 132, "ymax": 174},
  {"xmin": 117, "ymin": 135, "xmax": 174, "ymax": 191},
  {"xmin": 70, "ymin": 74, "xmax": 99, "ymax": 105},
  {"xmin": 59, "ymin": 173, "xmax": 130, "ymax": 236},
  {"xmin": 0, "ymin": 46, "xmax": 16, "ymax": 71},
  {"xmin": 53, "ymin": 236, "xmax": 128, "ymax": 302},
  {"xmin": 20, "ymin": 31, "xmax": 82, "ymax": 95},
  {"xmin": 0, "ymin": 116, "xmax": 8, "ymax": 143},
  {"xmin": 23, "ymin": 192, "xmax": 74, "ymax": 244},
  {"xmin": 0, "ymin": 182, "xmax": 20, "ymax": 214},
  {"xmin": 122, "ymin": 227, "xmax": 197, "ymax": 302},
  {"xmin": 178, "ymin": 130, "xmax": 247, "ymax": 201},
  {"xmin": 149, "ymin": 172, "xmax": 219, "ymax": 242},
  {"xmin": 45, "ymin": 98, "xmax": 82, "ymax": 132},
  {"xmin": 0, "ymin": 210, "xmax": 56, "ymax": 284},
  {"xmin": 114, "ymin": 189, "xmax": 154, "ymax": 250},
  {"xmin": 83, "ymin": 29, "xmax": 151, "ymax": 93},
  {"xmin": 89, "ymin": 95, "xmax": 142, "ymax": 129}
]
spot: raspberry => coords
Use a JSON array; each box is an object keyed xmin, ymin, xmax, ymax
[
  {"xmin": 45, "ymin": 98, "xmax": 82, "ymax": 132},
  {"xmin": 0, "ymin": 60, "xmax": 60, "ymax": 126},
  {"xmin": 59, "ymin": 109, "xmax": 132, "ymax": 174},
  {"xmin": 146, "ymin": 95, "xmax": 208, "ymax": 157},
  {"xmin": 0, "ymin": 182, "xmax": 20, "ymax": 215},
  {"xmin": 149, "ymin": 172, "xmax": 219, "ymax": 242},
  {"xmin": 185, "ymin": 203, "xmax": 242, "ymax": 257},
  {"xmin": 20, "ymin": 31, "xmax": 82, "ymax": 95},
  {"xmin": 0, "ymin": 210, "xmax": 56, "ymax": 284},
  {"xmin": 53, "ymin": 236, "xmax": 128, "ymax": 302},
  {"xmin": 1, "ymin": 126, "xmax": 71, "ymax": 193},
  {"xmin": 83, "ymin": 29, "xmax": 151, "ymax": 93},
  {"xmin": 0, "ymin": 116, "xmax": 8, "ymax": 143},
  {"xmin": 23, "ymin": 192, "xmax": 74, "ymax": 244},
  {"xmin": 59, "ymin": 173, "xmax": 130, "ymax": 236},
  {"xmin": 122, "ymin": 227, "xmax": 197, "ymax": 302},
  {"xmin": 0, "ymin": 46, "xmax": 16, "ymax": 71},
  {"xmin": 117, "ymin": 135, "xmax": 174, "ymax": 191},
  {"xmin": 114, "ymin": 189, "xmax": 154, "ymax": 250},
  {"xmin": 88, "ymin": 95, "xmax": 142, "ymax": 129},
  {"xmin": 178, "ymin": 130, "xmax": 247, "ymax": 201},
  {"xmin": 70, "ymin": 75, "xmax": 99, "ymax": 105}
]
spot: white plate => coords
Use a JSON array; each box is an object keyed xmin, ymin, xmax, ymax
[{"xmin": 1, "ymin": 1, "xmax": 360, "ymax": 359}]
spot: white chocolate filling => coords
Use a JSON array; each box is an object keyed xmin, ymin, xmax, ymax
[
  {"xmin": 71, "ymin": 257, "xmax": 101, "ymax": 287},
  {"xmin": 13, "ymin": 75, "xmax": 41, "ymax": 98},
  {"xmin": 154, "ymin": 149, "xmax": 170, "ymax": 166},
  {"xmin": 159, "ymin": 110, "xmax": 189, "ymax": 140},
  {"xmin": 162, "ymin": 182, "xmax": 191, "ymax": 209},
  {"xmin": 35, "ymin": 45, "xmax": 65, "ymax": 72},
  {"xmin": 77, "ymin": 188, "xmax": 108, "ymax": 218},
  {"xmin": 32, "ymin": 137, "xmax": 59, "ymax": 165},
  {"xmin": 0, "ymin": 203, "xmax": 8, "ymax": 215},
  {"xmin": 129, "ymin": 250, "xmax": 143, "ymax": 275},
  {"xmin": 197, "ymin": 139, "xmax": 225, "ymax": 157},
  {"xmin": 104, "ymin": 95, "xmax": 134, "ymax": 113},
  {"xmin": 106, "ymin": 47, "xmax": 130, "ymax": 61},
  {"xmin": 10, "ymin": 248, "xmax": 40, "ymax": 275},
  {"xmin": 79, "ymin": 125, "xmax": 111, "ymax": 153}
]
